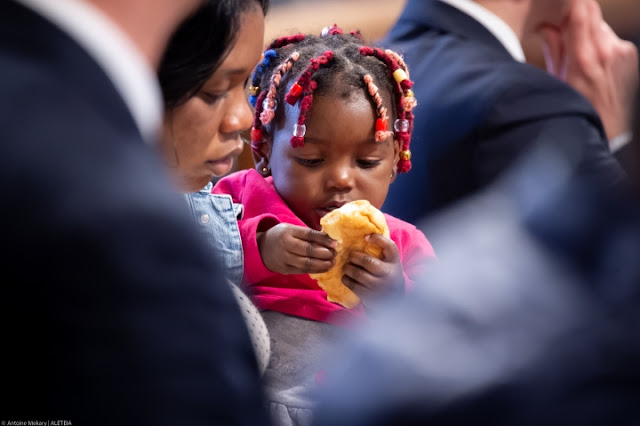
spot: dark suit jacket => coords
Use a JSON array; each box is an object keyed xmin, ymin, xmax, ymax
[
  {"xmin": 0, "ymin": 2, "xmax": 267, "ymax": 424},
  {"xmin": 380, "ymin": 0, "xmax": 626, "ymax": 224}
]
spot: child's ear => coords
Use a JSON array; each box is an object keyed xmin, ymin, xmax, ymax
[
  {"xmin": 391, "ymin": 138, "xmax": 401, "ymax": 181},
  {"xmin": 252, "ymin": 140, "xmax": 272, "ymax": 177}
]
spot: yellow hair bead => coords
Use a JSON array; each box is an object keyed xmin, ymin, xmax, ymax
[
  {"xmin": 248, "ymin": 85, "xmax": 260, "ymax": 96},
  {"xmin": 405, "ymin": 89, "xmax": 415, "ymax": 98},
  {"xmin": 399, "ymin": 150, "xmax": 411, "ymax": 161},
  {"xmin": 393, "ymin": 69, "xmax": 408, "ymax": 83}
]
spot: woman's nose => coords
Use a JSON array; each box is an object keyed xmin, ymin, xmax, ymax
[{"xmin": 221, "ymin": 89, "xmax": 254, "ymax": 134}]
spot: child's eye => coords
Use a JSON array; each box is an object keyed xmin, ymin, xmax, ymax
[
  {"xmin": 296, "ymin": 158, "xmax": 324, "ymax": 167},
  {"xmin": 357, "ymin": 159, "xmax": 381, "ymax": 169}
]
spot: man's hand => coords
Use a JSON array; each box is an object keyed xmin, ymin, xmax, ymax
[
  {"xmin": 258, "ymin": 223, "xmax": 337, "ymax": 274},
  {"xmin": 541, "ymin": 0, "xmax": 638, "ymax": 143}
]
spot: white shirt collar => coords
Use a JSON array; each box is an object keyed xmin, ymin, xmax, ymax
[
  {"xmin": 438, "ymin": 0, "xmax": 526, "ymax": 63},
  {"xmin": 15, "ymin": 0, "xmax": 163, "ymax": 143}
]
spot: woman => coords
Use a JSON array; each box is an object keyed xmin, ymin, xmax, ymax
[
  {"xmin": 159, "ymin": 0, "xmax": 267, "ymax": 191},
  {"xmin": 157, "ymin": 0, "xmax": 271, "ymax": 374}
]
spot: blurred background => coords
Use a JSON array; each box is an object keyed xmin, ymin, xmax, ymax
[
  {"xmin": 264, "ymin": 0, "xmax": 405, "ymax": 42},
  {"xmin": 232, "ymin": 0, "xmax": 640, "ymax": 172}
]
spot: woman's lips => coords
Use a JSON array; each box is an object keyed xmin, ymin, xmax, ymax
[
  {"xmin": 206, "ymin": 156, "xmax": 234, "ymax": 176},
  {"xmin": 205, "ymin": 139, "xmax": 244, "ymax": 177}
]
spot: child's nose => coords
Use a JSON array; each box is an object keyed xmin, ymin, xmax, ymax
[{"xmin": 327, "ymin": 166, "xmax": 355, "ymax": 191}]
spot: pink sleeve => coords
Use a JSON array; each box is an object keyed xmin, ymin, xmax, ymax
[
  {"xmin": 213, "ymin": 169, "xmax": 318, "ymax": 285},
  {"xmin": 396, "ymin": 227, "xmax": 436, "ymax": 292},
  {"xmin": 238, "ymin": 213, "xmax": 281, "ymax": 284}
]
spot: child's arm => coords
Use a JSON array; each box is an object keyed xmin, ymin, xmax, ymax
[{"xmin": 258, "ymin": 223, "xmax": 338, "ymax": 274}]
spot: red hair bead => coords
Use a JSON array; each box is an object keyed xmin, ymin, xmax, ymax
[
  {"xmin": 251, "ymin": 127, "xmax": 263, "ymax": 141},
  {"xmin": 286, "ymin": 83, "xmax": 304, "ymax": 105},
  {"xmin": 375, "ymin": 117, "xmax": 388, "ymax": 132}
]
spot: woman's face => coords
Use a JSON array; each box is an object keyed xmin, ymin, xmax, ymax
[{"xmin": 161, "ymin": 5, "xmax": 265, "ymax": 193}]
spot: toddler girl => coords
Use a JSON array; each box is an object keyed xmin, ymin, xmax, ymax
[{"xmin": 213, "ymin": 24, "xmax": 436, "ymax": 424}]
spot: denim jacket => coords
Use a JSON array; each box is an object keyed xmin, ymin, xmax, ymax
[{"xmin": 186, "ymin": 182, "xmax": 244, "ymax": 287}]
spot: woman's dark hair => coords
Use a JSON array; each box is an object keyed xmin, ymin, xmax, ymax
[{"xmin": 158, "ymin": 0, "xmax": 269, "ymax": 110}]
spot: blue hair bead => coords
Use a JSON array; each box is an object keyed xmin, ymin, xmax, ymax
[
  {"xmin": 263, "ymin": 49, "xmax": 277, "ymax": 64},
  {"xmin": 248, "ymin": 50, "xmax": 278, "ymax": 106}
]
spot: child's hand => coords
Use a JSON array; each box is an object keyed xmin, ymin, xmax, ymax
[
  {"xmin": 258, "ymin": 223, "xmax": 337, "ymax": 275},
  {"xmin": 342, "ymin": 233, "xmax": 404, "ymax": 306}
]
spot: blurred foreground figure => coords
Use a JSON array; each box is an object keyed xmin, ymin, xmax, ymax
[
  {"xmin": 0, "ymin": 0, "xmax": 267, "ymax": 424},
  {"xmin": 313, "ymin": 124, "xmax": 640, "ymax": 425}
]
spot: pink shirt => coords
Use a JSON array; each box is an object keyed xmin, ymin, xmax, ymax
[{"xmin": 213, "ymin": 169, "xmax": 436, "ymax": 326}]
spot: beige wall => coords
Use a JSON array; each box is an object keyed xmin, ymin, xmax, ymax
[
  {"xmin": 264, "ymin": 0, "xmax": 406, "ymax": 45},
  {"xmin": 598, "ymin": 0, "xmax": 640, "ymax": 39},
  {"xmin": 262, "ymin": 0, "xmax": 638, "ymax": 70}
]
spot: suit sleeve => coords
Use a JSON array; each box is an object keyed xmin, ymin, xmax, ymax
[
  {"xmin": 475, "ymin": 74, "xmax": 626, "ymax": 190},
  {"xmin": 4, "ymin": 139, "xmax": 268, "ymax": 425}
]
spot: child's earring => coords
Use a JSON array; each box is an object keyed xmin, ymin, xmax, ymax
[{"xmin": 255, "ymin": 157, "xmax": 270, "ymax": 177}]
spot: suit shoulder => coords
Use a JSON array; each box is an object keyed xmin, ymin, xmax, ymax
[
  {"xmin": 385, "ymin": 37, "xmax": 520, "ymax": 123},
  {"xmin": 387, "ymin": 33, "xmax": 585, "ymax": 106},
  {"xmin": 488, "ymin": 62, "xmax": 600, "ymax": 123},
  {"xmin": 494, "ymin": 62, "xmax": 588, "ymax": 98}
]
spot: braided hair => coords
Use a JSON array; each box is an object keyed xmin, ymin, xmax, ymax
[{"xmin": 248, "ymin": 24, "xmax": 416, "ymax": 173}]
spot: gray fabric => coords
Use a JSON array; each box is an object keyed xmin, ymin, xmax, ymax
[
  {"xmin": 230, "ymin": 283, "xmax": 270, "ymax": 375},
  {"xmin": 261, "ymin": 311, "xmax": 340, "ymax": 426}
]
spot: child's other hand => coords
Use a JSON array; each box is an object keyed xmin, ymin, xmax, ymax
[
  {"xmin": 342, "ymin": 233, "xmax": 404, "ymax": 306},
  {"xmin": 258, "ymin": 223, "xmax": 337, "ymax": 274}
]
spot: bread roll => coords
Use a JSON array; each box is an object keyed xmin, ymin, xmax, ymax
[{"xmin": 310, "ymin": 200, "xmax": 389, "ymax": 308}]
